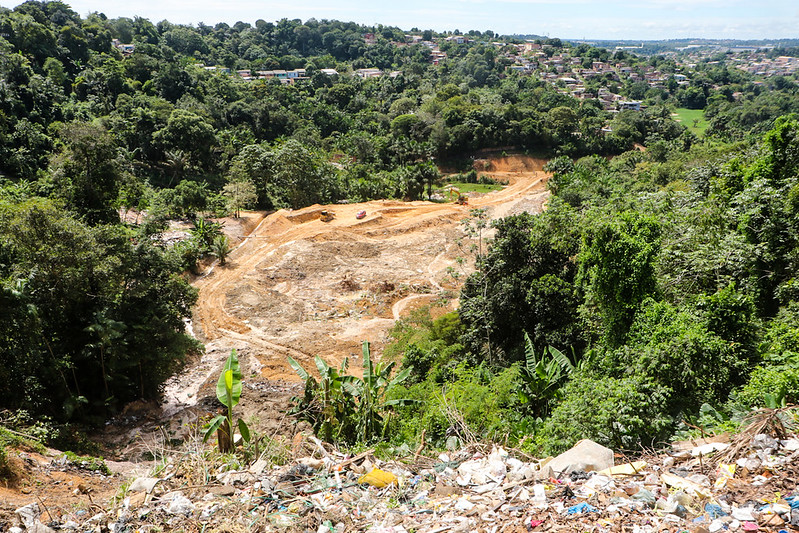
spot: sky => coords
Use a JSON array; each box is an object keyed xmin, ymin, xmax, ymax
[{"xmin": 5, "ymin": 0, "xmax": 799, "ymax": 41}]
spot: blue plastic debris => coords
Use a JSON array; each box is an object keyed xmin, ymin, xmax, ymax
[
  {"xmin": 567, "ymin": 502, "xmax": 598, "ymax": 515},
  {"xmin": 705, "ymin": 503, "xmax": 728, "ymax": 519}
]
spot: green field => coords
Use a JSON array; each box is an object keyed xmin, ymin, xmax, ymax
[
  {"xmin": 440, "ymin": 181, "xmax": 505, "ymax": 195},
  {"xmin": 673, "ymin": 108, "xmax": 709, "ymax": 135}
]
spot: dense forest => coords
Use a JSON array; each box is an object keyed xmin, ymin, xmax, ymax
[{"xmin": 2, "ymin": 0, "xmax": 799, "ymax": 453}]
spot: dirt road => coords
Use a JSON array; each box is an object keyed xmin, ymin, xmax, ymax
[{"xmin": 159, "ymin": 154, "xmax": 549, "ymax": 429}]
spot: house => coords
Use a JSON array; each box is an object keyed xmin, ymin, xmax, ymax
[
  {"xmin": 355, "ymin": 68, "xmax": 383, "ymax": 78},
  {"xmin": 320, "ymin": 68, "xmax": 339, "ymax": 76},
  {"xmin": 618, "ymin": 101, "xmax": 642, "ymax": 111},
  {"xmin": 430, "ymin": 50, "xmax": 447, "ymax": 63},
  {"xmin": 363, "ymin": 33, "xmax": 377, "ymax": 45},
  {"xmin": 446, "ymin": 35, "xmax": 466, "ymax": 44},
  {"xmin": 203, "ymin": 66, "xmax": 231, "ymax": 74},
  {"xmin": 111, "ymin": 38, "xmax": 135, "ymax": 56}
]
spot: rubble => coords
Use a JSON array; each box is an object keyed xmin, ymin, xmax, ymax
[{"xmin": 6, "ymin": 432, "xmax": 799, "ymax": 532}]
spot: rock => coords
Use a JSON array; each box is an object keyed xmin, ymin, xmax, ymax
[
  {"xmin": 209, "ymin": 485, "xmax": 236, "ymax": 496},
  {"xmin": 248, "ymin": 459, "xmax": 269, "ymax": 475},
  {"xmin": 128, "ymin": 477, "xmax": 160, "ymax": 494},
  {"xmin": 539, "ymin": 439, "xmax": 614, "ymax": 479}
]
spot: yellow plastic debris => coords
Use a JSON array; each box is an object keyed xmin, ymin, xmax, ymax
[
  {"xmin": 714, "ymin": 463, "xmax": 736, "ymax": 489},
  {"xmin": 598, "ymin": 461, "xmax": 648, "ymax": 477},
  {"xmin": 359, "ymin": 468, "xmax": 398, "ymax": 488}
]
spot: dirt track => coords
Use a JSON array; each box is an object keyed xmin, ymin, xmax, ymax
[{"xmin": 159, "ymin": 155, "xmax": 550, "ymax": 426}]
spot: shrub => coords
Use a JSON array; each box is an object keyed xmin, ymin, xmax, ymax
[
  {"xmin": 288, "ymin": 342, "xmax": 415, "ymax": 445},
  {"xmin": 738, "ymin": 362, "xmax": 799, "ymax": 407},
  {"xmin": 539, "ymin": 373, "xmax": 672, "ymax": 454},
  {"xmin": 620, "ymin": 299, "xmax": 753, "ymax": 412},
  {"xmin": 390, "ymin": 362, "xmax": 536, "ymax": 448}
]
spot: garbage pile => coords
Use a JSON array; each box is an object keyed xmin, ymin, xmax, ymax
[{"xmin": 8, "ymin": 431, "xmax": 799, "ymax": 532}]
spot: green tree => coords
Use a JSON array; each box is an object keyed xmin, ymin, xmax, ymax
[
  {"xmin": 0, "ymin": 198, "xmax": 199, "ymax": 421},
  {"xmin": 222, "ymin": 178, "xmax": 257, "ymax": 218},
  {"xmin": 47, "ymin": 121, "xmax": 121, "ymax": 225},
  {"xmin": 460, "ymin": 203, "xmax": 583, "ymax": 364},
  {"xmin": 578, "ymin": 210, "xmax": 661, "ymax": 347},
  {"xmin": 153, "ymin": 109, "xmax": 218, "ymax": 174}
]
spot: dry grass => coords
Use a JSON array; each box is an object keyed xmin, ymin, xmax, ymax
[{"xmin": 721, "ymin": 404, "xmax": 798, "ymax": 464}]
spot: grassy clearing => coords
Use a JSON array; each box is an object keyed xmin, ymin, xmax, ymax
[
  {"xmin": 440, "ymin": 181, "xmax": 504, "ymax": 194},
  {"xmin": 673, "ymin": 108, "xmax": 709, "ymax": 136}
]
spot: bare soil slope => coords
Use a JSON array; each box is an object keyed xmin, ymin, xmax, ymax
[{"xmin": 189, "ymin": 155, "xmax": 548, "ymax": 383}]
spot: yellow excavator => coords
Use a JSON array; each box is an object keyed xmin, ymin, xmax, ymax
[
  {"xmin": 447, "ymin": 186, "xmax": 468, "ymax": 205},
  {"xmin": 320, "ymin": 210, "xmax": 335, "ymax": 222}
]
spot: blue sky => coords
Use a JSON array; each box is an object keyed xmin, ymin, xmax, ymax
[{"xmin": 6, "ymin": 0, "xmax": 798, "ymax": 40}]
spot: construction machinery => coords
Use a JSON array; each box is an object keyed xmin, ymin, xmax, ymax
[{"xmin": 320, "ymin": 210, "xmax": 335, "ymax": 222}]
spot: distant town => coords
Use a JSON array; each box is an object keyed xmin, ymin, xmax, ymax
[{"xmin": 111, "ymin": 33, "xmax": 799, "ymax": 115}]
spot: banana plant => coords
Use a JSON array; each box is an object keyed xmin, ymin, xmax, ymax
[
  {"xmin": 518, "ymin": 333, "xmax": 575, "ymax": 418},
  {"xmin": 287, "ymin": 341, "xmax": 416, "ymax": 444},
  {"xmin": 349, "ymin": 341, "xmax": 417, "ymax": 443},
  {"xmin": 287, "ymin": 354, "xmax": 355, "ymax": 443},
  {"xmin": 204, "ymin": 349, "xmax": 250, "ymax": 453}
]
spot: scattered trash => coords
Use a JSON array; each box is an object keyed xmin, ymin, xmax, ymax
[{"xmin": 7, "ymin": 429, "xmax": 799, "ymax": 532}]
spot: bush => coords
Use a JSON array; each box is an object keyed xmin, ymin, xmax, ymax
[
  {"xmin": 539, "ymin": 373, "xmax": 672, "ymax": 454},
  {"xmin": 390, "ymin": 362, "xmax": 536, "ymax": 448},
  {"xmin": 620, "ymin": 299, "xmax": 753, "ymax": 412},
  {"xmin": 738, "ymin": 362, "xmax": 799, "ymax": 407}
]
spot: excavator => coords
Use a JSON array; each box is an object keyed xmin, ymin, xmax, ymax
[
  {"xmin": 447, "ymin": 186, "xmax": 468, "ymax": 205},
  {"xmin": 320, "ymin": 210, "xmax": 335, "ymax": 222}
]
